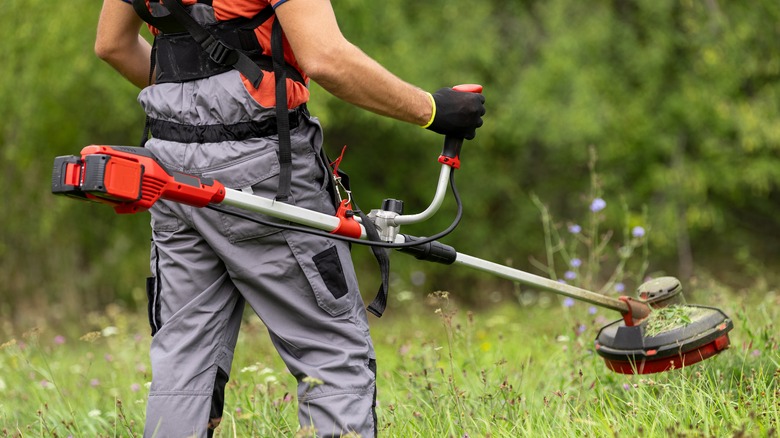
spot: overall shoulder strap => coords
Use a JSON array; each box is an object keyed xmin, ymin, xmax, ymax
[
  {"xmin": 132, "ymin": 0, "xmax": 272, "ymax": 88},
  {"xmin": 163, "ymin": 0, "xmax": 269, "ymax": 87}
]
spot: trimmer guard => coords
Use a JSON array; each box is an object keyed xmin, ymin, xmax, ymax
[{"xmin": 594, "ymin": 305, "xmax": 733, "ymax": 374}]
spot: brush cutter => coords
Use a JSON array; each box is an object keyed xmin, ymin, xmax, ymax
[{"xmin": 51, "ymin": 85, "xmax": 732, "ymax": 374}]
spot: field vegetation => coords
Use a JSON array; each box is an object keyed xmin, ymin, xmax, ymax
[{"xmin": 1, "ymin": 279, "xmax": 777, "ymax": 437}]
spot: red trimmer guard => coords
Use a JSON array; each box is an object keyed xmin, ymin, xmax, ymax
[{"xmin": 594, "ymin": 305, "xmax": 733, "ymax": 374}]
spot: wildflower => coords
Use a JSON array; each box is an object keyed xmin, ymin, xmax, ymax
[
  {"xmin": 241, "ymin": 364, "xmax": 260, "ymax": 373},
  {"xmin": 302, "ymin": 376, "xmax": 324, "ymax": 387},
  {"xmin": 130, "ymin": 383, "xmax": 141, "ymax": 392},
  {"xmin": 40, "ymin": 380, "xmax": 50, "ymax": 389},
  {"xmin": 54, "ymin": 335, "xmax": 66, "ymax": 345},
  {"xmin": 410, "ymin": 271, "xmax": 426, "ymax": 286},
  {"xmin": 590, "ymin": 198, "xmax": 606, "ymax": 212},
  {"xmin": 570, "ymin": 258, "xmax": 582, "ymax": 268},
  {"xmin": 80, "ymin": 331, "xmax": 101, "ymax": 343},
  {"xmin": 568, "ymin": 224, "xmax": 581, "ymax": 234},
  {"xmin": 90, "ymin": 379, "xmax": 100, "ymax": 387},
  {"xmin": 588, "ymin": 306, "xmax": 597, "ymax": 315},
  {"xmin": 564, "ymin": 271, "xmax": 577, "ymax": 280},
  {"xmin": 563, "ymin": 297, "xmax": 575, "ymax": 308},
  {"xmin": 558, "ymin": 279, "xmax": 567, "ymax": 285},
  {"xmin": 622, "ymin": 383, "xmax": 631, "ymax": 391},
  {"xmin": 101, "ymin": 326, "xmax": 119, "ymax": 337},
  {"xmin": 104, "ymin": 354, "xmax": 114, "ymax": 362},
  {"xmin": 1, "ymin": 339, "xmax": 17, "ymax": 350},
  {"xmin": 631, "ymin": 226, "xmax": 645, "ymax": 238},
  {"xmin": 88, "ymin": 409, "xmax": 102, "ymax": 418},
  {"xmin": 576, "ymin": 324, "xmax": 586, "ymax": 334},
  {"xmin": 615, "ymin": 283, "xmax": 625, "ymax": 293},
  {"xmin": 752, "ymin": 350, "xmax": 761, "ymax": 357}
]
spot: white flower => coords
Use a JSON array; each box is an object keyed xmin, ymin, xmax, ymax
[
  {"xmin": 88, "ymin": 409, "xmax": 102, "ymax": 418},
  {"xmin": 101, "ymin": 326, "xmax": 119, "ymax": 337}
]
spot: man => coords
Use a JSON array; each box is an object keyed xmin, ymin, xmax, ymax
[{"xmin": 95, "ymin": 0, "xmax": 485, "ymax": 436}]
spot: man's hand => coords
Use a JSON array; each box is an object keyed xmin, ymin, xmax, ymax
[{"xmin": 423, "ymin": 88, "xmax": 486, "ymax": 140}]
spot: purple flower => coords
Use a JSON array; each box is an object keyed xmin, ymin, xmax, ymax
[
  {"xmin": 570, "ymin": 258, "xmax": 582, "ymax": 268},
  {"xmin": 588, "ymin": 306, "xmax": 597, "ymax": 315},
  {"xmin": 563, "ymin": 297, "xmax": 575, "ymax": 308},
  {"xmin": 751, "ymin": 349, "xmax": 761, "ymax": 357},
  {"xmin": 568, "ymin": 224, "xmax": 582, "ymax": 234},
  {"xmin": 632, "ymin": 226, "xmax": 646, "ymax": 238},
  {"xmin": 564, "ymin": 271, "xmax": 577, "ymax": 280},
  {"xmin": 615, "ymin": 282, "xmax": 625, "ymax": 293},
  {"xmin": 90, "ymin": 379, "xmax": 100, "ymax": 387},
  {"xmin": 576, "ymin": 324, "xmax": 586, "ymax": 334},
  {"xmin": 590, "ymin": 198, "xmax": 607, "ymax": 212},
  {"xmin": 130, "ymin": 383, "xmax": 141, "ymax": 392},
  {"xmin": 53, "ymin": 335, "xmax": 66, "ymax": 345},
  {"xmin": 623, "ymin": 383, "xmax": 631, "ymax": 391}
]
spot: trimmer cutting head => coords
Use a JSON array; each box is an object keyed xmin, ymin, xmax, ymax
[{"xmin": 594, "ymin": 278, "xmax": 733, "ymax": 374}]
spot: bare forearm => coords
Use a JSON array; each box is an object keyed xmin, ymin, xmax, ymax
[
  {"xmin": 312, "ymin": 42, "xmax": 432, "ymax": 126},
  {"xmin": 276, "ymin": 0, "xmax": 433, "ymax": 126}
]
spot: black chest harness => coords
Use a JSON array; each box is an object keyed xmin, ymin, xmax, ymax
[
  {"xmin": 132, "ymin": 0, "xmax": 392, "ymax": 317},
  {"xmin": 132, "ymin": 0, "xmax": 303, "ymax": 203}
]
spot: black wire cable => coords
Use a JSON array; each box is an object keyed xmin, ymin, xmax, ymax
[{"xmin": 206, "ymin": 170, "xmax": 463, "ymax": 249}]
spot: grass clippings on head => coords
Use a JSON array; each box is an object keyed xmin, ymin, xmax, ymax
[{"xmin": 643, "ymin": 305, "xmax": 703, "ymax": 337}]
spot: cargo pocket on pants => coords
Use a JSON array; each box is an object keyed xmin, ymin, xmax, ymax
[
  {"xmin": 286, "ymin": 233, "xmax": 356, "ymax": 317},
  {"xmin": 313, "ymin": 246, "xmax": 348, "ymax": 300}
]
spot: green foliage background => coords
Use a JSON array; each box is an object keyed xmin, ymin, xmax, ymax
[{"xmin": 1, "ymin": 0, "xmax": 778, "ymax": 324}]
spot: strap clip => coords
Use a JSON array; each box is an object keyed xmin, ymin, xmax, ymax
[
  {"xmin": 205, "ymin": 37, "xmax": 237, "ymax": 65},
  {"xmin": 331, "ymin": 199, "xmax": 362, "ymax": 239}
]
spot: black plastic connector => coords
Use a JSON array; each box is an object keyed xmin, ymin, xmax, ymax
[{"xmin": 397, "ymin": 234, "xmax": 457, "ymax": 265}]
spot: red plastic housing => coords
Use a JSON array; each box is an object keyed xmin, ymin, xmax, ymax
[
  {"xmin": 78, "ymin": 145, "xmax": 226, "ymax": 214},
  {"xmin": 602, "ymin": 334, "xmax": 731, "ymax": 374}
]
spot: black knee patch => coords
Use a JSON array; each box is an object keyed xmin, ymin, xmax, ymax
[
  {"xmin": 209, "ymin": 367, "xmax": 229, "ymax": 429},
  {"xmin": 369, "ymin": 359, "xmax": 377, "ymax": 438}
]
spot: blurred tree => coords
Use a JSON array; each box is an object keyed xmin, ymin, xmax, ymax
[{"xmin": 1, "ymin": 0, "xmax": 778, "ymax": 325}]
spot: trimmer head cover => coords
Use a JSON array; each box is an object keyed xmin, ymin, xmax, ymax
[{"xmin": 594, "ymin": 305, "xmax": 733, "ymax": 374}]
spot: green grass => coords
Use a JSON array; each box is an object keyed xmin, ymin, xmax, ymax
[{"xmin": 1, "ymin": 286, "xmax": 778, "ymax": 437}]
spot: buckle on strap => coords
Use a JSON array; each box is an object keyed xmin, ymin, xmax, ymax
[{"xmin": 204, "ymin": 36, "xmax": 238, "ymax": 66}]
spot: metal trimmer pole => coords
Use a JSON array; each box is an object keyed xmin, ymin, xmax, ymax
[{"xmin": 453, "ymin": 253, "xmax": 632, "ymax": 314}]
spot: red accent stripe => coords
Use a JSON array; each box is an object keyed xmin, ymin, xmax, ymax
[{"xmin": 603, "ymin": 334, "xmax": 731, "ymax": 375}]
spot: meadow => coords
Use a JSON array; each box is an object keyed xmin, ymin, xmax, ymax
[{"xmin": 1, "ymin": 278, "xmax": 777, "ymax": 437}]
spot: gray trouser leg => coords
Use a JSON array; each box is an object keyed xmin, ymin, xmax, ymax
[
  {"xmin": 144, "ymin": 213, "xmax": 245, "ymax": 438},
  {"xmin": 224, "ymin": 230, "xmax": 377, "ymax": 437},
  {"xmin": 141, "ymin": 93, "xmax": 376, "ymax": 437}
]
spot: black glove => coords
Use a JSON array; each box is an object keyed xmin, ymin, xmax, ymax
[{"xmin": 423, "ymin": 87, "xmax": 486, "ymax": 140}]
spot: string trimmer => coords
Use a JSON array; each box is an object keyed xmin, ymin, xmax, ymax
[{"xmin": 51, "ymin": 86, "xmax": 732, "ymax": 374}]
